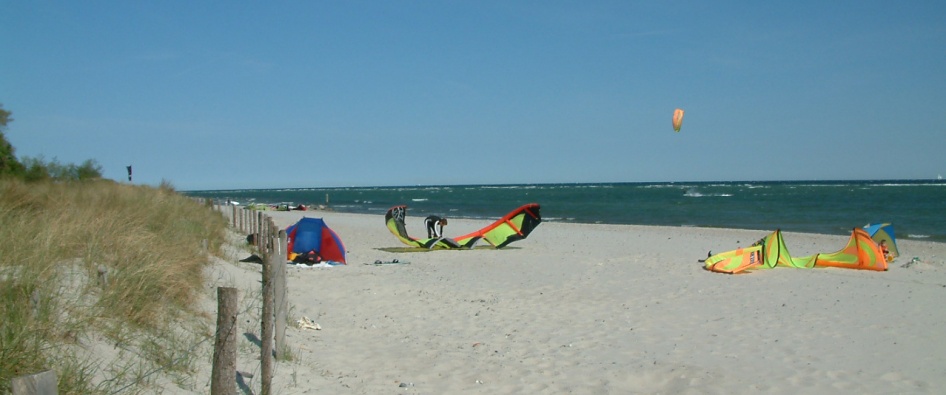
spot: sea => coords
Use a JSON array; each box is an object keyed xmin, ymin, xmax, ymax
[{"xmin": 184, "ymin": 180, "xmax": 946, "ymax": 243}]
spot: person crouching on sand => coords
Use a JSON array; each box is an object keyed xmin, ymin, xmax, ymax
[{"xmin": 425, "ymin": 215, "xmax": 447, "ymax": 238}]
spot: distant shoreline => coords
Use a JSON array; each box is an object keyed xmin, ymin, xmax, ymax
[
  {"xmin": 191, "ymin": 180, "xmax": 946, "ymax": 243},
  {"xmin": 185, "ymin": 178, "xmax": 946, "ymax": 193}
]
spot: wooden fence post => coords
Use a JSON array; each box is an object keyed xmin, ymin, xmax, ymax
[
  {"xmin": 96, "ymin": 266, "xmax": 108, "ymax": 288},
  {"xmin": 261, "ymin": 251, "xmax": 275, "ymax": 394},
  {"xmin": 246, "ymin": 208, "xmax": 251, "ymax": 235},
  {"xmin": 11, "ymin": 369, "xmax": 57, "ymax": 395},
  {"xmin": 263, "ymin": 215, "xmax": 272, "ymax": 257},
  {"xmin": 30, "ymin": 289, "xmax": 40, "ymax": 319},
  {"xmin": 211, "ymin": 287, "xmax": 238, "ymax": 395},
  {"xmin": 275, "ymin": 228, "xmax": 288, "ymax": 359}
]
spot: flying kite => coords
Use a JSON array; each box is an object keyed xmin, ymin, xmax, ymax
[{"xmin": 672, "ymin": 108, "xmax": 685, "ymax": 132}]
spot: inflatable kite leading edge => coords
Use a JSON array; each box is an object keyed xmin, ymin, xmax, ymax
[
  {"xmin": 705, "ymin": 228, "xmax": 887, "ymax": 274},
  {"xmin": 385, "ymin": 203, "xmax": 542, "ymax": 250}
]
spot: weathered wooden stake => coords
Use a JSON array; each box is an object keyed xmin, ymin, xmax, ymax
[
  {"xmin": 248, "ymin": 211, "xmax": 253, "ymax": 241},
  {"xmin": 275, "ymin": 229, "xmax": 288, "ymax": 359},
  {"xmin": 30, "ymin": 289, "xmax": 41, "ymax": 319},
  {"xmin": 256, "ymin": 212, "xmax": 264, "ymax": 251},
  {"xmin": 211, "ymin": 287, "xmax": 238, "ymax": 395},
  {"xmin": 96, "ymin": 266, "xmax": 108, "ymax": 288},
  {"xmin": 261, "ymin": 250, "xmax": 275, "ymax": 394}
]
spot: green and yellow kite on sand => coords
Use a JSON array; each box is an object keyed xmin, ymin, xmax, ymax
[
  {"xmin": 385, "ymin": 203, "xmax": 542, "ymax": 250},
  {"xmin": 704, "ymin": 228, "xmax": 888, "ymax": 274}
]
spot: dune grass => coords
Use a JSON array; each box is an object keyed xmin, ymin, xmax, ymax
[{"xmin": 0, "ymin": 179, "xmax": 228, "ymax": 394}]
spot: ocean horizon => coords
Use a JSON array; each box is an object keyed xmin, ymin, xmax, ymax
[{"xmin": 184, "ymin": 179, "xmax": 946, "ymax": 243}]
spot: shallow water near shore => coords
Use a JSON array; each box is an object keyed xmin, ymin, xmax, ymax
[{"xmin": 186, "ymin": 180, "xmax": 946, "ymax": 242}]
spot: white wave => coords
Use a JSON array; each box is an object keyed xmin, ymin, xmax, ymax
[
  {"xmin": 907, "ymin": 234, "xmax": 930, "ymax": 239},
  {"xmin": 684, "ymin": 189, "xmax": 732, "ymax": 197},
  {"xmin": 412, "ymin": 198, "xmax": 428, "ymax": 202}
]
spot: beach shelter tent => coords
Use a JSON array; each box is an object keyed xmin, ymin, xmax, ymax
[
  {"xmin": 864, "ymin": 223, "xmax": 899, "ymax": 260},
  {"xmin": 705, "ymin": 228, "xmax": 887, "ymax": 274},
  {"xmin": 286, "ymin": 217, "xmax": 346, "ymax": 264}
]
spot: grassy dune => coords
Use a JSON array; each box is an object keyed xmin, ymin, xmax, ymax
[{"xmin": 0, "ymin": 179, "xmax": 228, "ymax": 394}]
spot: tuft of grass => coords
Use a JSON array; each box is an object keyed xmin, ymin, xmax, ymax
[{"xmin": 0, "ymin": 179, "xmax": 228, "ymax": 393}]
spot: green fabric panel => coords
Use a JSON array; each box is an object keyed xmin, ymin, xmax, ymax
[
  {"xmin": 483, "ymin": 222, "xmax": 517, "ymax": 246},
  {"xmin": 816, "ymin": 236, "xmax": 860, "ymax": 265},
  {"xmin": 790, "ymin": 254, "xmax": 819, "ymax": 268},
  {"xmin": 386, "ymin": 218, "xmax": 424, "ymax": 248},
  {"xmin": 705, "ymin": 245, "xmax": 763, "ymax": 273},
  {"xmin": 481, "ymin": 213, "xmax": 527, "ymax": 246}
]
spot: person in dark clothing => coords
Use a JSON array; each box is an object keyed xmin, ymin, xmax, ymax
[{"xmin": 425, "ymin": 215, "xmax": 448, "ymax": 238}]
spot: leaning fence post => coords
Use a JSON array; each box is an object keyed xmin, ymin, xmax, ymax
[
  {"xmin": 275, "ymin": 228, "xmax": 288, "ymax": 359},
  {"xmin": 30, "ymin": 289, "xmax": 41, "ymax": 319},
  {"xmin": 263, "ymin": 215, "xmax": 272, "ymax": 257},
  {"xmin": 97, "ymin": 266, "xmax": 108, "ymax": 288},
  {"xmin": 268, "ymin": 218, "xmax": 277, "ymax": 258},
  {"xmin": 245, "ymin": 208, "xmax": 250, "ymax": 234},
  {"xmin": 261, "ymin": 250, "xmax": 275, "ymax": 394},
  {"xmin": 211, "ymin": 287, "xmax": 238, "ymax": 395}
]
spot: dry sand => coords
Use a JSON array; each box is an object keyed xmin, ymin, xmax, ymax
[{"xmin": 193, "ymin": 209, "xmax": 946, "ymax": 394}]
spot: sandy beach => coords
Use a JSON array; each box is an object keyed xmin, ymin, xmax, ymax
[{"xmin": 197, "ymin": 209, "xmax": 946, "ymax": 394}]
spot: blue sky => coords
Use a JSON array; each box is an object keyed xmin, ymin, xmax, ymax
[{"xmin": 2, "ymin": 1, "xmax": 944, "ymax": 190}]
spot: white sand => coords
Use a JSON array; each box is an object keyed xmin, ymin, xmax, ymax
[{"xmin": 197, "ymin": 209, "xmax": 946, "ymax": 394}]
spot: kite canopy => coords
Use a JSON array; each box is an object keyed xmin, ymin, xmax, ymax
[
  {"xmin": 705, "ymin": 228, "xmax": 888, "ymax": 274},
  {"xmin": 454, "ymin": 203, "xmax": 542, "ymax": 248},
  {"xmin": 385, "ymin": 204, "xmax": 542, "ymax": 250},
  {"xmin": 864, "ymin": 223, "xmax": 899, "ymax": 260},
  {"xmin": 672, "ymin": 108, "xmax": 685, "ymax": 132},
  {"xmin": 286, "ymin": 217, "xmax": 346, "ymax": 264}
]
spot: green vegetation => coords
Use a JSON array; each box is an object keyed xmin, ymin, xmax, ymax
[
  {"xmin": 0, "ymin": 102, "xmax": 230, "ymax": 392},
  {"xmin": 0, "ymin": 103, "xmax": 24, "ymax": 178},
  {"xmin": 0, "ymin": 103, "xmax": 103, "ymax": 182},
  {"xmin": 0, "ymin": 179, "xmax": 229, "ymax": 393}
]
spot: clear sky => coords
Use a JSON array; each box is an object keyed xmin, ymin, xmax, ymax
[{"xmin": 2, "ymin": 1, "xmax": 944, "ymax": 190}]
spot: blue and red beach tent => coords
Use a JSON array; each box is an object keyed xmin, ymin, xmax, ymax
[{"xmin": 286, "ymin": 217, "xmax": 347, "ymax": 264}]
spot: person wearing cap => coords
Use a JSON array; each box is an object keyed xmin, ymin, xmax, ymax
[{"xmin": 425, "ymin": 215, "xmax": 448, "ymax": 238}]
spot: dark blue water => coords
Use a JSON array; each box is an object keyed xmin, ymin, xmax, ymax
[{"xmin": 184, "ymin": 180, "xmax": 946, "ymax": 242}]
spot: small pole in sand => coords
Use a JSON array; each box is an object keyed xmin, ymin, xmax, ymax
[
  {"xmin": 30, "ymin": 289, "xmax": 41, "ymax": 319},
  {"xmin": 97, "ymin": 266, "xmax": 108, "ymax": 288},
  {"xmin": 211, "ymin": 287, "xmax": 238, "ymax": 395},
  {"xmin": 261, "ymin": 247, "xmax": 275, "ymax": 394},
  {"xmin": 275, "ymin": 229, "xmax": 288, "ymax": 359}
]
